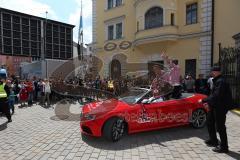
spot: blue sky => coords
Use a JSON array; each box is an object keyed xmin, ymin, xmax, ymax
[{"xmin": 0, "ymin": 0, "xmax": 92, "ymax": 44}]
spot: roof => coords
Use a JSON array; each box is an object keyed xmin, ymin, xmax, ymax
[
  {"xmin": 233, "ymin": 33, "xmax": 240, "ymax": 40},
  {"xmin": 0, "ymin": 7, "xmax": 75, "ymax": 28}
]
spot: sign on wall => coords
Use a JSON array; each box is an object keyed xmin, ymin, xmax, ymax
[{"xmin": 104, "ymin": 41, "xmax": 132, "ymax": 52}]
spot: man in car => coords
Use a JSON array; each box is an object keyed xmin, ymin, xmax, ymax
[
  {"xmin": 150, "ymin": 63, "xmax": 173, "ymax": 102},
  {"xmin": 201, "ymin": 65, "xmax": 232, "ymax": 153}
]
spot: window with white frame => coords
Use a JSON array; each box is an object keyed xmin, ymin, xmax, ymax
[
  {"xmin": 145, "ymin": 7, "xmax": 164, "ymax": 29},
  {"xmin": 107, "ymin": 22, "xmax": 123, "ymax": 40},
  {"xmin": 107, "ymin": 0, "xmax": 123, "ymax": 9},
  {"xmin": 116, "ymin": 23, "xmax": 122, "ymax": 39},
  {"xmin": 115, "ymin": 0, "xmax": 122, "ymax": 7},
  {"xmin": 186, "ymin": 3, "xmax": 198, "ymax": 25},
  {"xmin": 108, "ymin": 25, "xmax": 114, "ymax": 40}
]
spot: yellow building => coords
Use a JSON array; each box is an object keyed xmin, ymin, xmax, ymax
[{"xmin": 91, "ymin": 0, "xmax": 240, "ymax": 79}]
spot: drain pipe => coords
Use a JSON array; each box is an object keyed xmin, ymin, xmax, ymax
[{"xmin": 211, "ymin": 0, "xmax": 215, "ymax": 66}]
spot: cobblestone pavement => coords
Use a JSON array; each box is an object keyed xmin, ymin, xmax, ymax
[{"xmin": 0, "ymin": 103, "xmax": 240, "ymax": 160}]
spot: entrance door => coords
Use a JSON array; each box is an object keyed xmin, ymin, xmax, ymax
[
  {"xmin": 185, "ymin": 59, "xmax": 196, "ymax": 79},
  {"xmin": 111, "ymin": 59, "xmax": 121, "ymax": 79}
]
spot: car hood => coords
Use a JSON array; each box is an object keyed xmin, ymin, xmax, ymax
[{"xmin": 82, "ymin": 98, "xmax": 129, "ymax": 115}]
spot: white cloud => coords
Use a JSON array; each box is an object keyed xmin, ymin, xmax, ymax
[
  {"xmin": 0, "ymin": 0, "xmax": 58, "ymax": 20},
  {"xmin": 68, "ymin": 0, "xmax": 92, "ymax": 45}
]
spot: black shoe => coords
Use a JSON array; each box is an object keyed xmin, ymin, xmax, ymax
[
  {"xmin": 212, "ymin": 146, "xmax": 229, "ymax": 153},
  {"xmin": 205, "ymin": 139, "xmax": 219, "ymax": 147},
  {"xmin": 7, "ymin": 119, "xmax": 12, "ymax": 123}
]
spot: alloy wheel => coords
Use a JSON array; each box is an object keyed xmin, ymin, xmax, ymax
[
  {"xmin": 112, "ymin": 119, "xmax": 125, "ymax": 141},
  {"xmin": 191, "ymin": 109, "xmax": 206, "ymax": 128}
]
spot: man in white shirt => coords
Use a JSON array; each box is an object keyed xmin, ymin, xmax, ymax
[{"xmin": 43, "ymin": 79, "xmax": 51, "ymax": 106}]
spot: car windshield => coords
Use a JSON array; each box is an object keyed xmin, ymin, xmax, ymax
[{"xmin": 118, "ymin": 88, "xmax": 148, "ymax": 104}]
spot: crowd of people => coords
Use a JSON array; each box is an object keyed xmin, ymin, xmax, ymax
[
  {"xmin": 0, "ymin": 77, "xmax": 52, "ymax": 108},
  {"xmin": 181, "ymin": 73, "xmax": 213, "ymax": 95}
]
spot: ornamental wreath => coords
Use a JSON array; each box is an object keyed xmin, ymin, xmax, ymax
[
  {"xmin": 119, "ymin": 41, "xmax": 132, "ymax": 50},
  {"xmin": 104, "ymin": 42, "xmax": 117, "ymax": 51}
]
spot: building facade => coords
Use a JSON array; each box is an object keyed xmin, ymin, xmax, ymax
[
  {"xmin": 92, "ymin": 0, "xmax": 240, "ymax": 79},
  {"xmin": 0, "ymin": 8, "xmax": 74, "ymax": 61}
]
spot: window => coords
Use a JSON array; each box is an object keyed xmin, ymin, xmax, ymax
[
  {"xmin": 107, "ymin": 23, "xmax": 123, "ymax": 40},
  {"xmin": 116, "ymin": 23, "xmax": 122, "ymax": 39},
  {"xmin": 107, "ymin": 0, "xmax": 122, "ymax": 9},
  {"xmin": 145, "ymin": 7, "xmax": 163, "ymax": 29},
  {"xmin": 185, "ymin": 59, "xmax": 196, "ymax": 79},
  {"xmin": 186, "ymin": 3, "xmax": 198, "ymax": 25},
  {"xmin": 171, "ymin": 13, "xmax": 175, "ymax": 26},
  {"xmin": 137, "ymin": 21, "xmax": 139, "ymax": 32},
  {"xmin": 108, "ymin": 0, "xmax": 114, "ymax": 9},
  {"xmin": 115, "ymin": 0, "xmax": 122, "ymax": 7},
  {"xmin": 108, "ymin": 25, "xmax": 114, "ymax": 40}
]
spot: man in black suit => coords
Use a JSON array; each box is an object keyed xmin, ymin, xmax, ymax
[{"xmin": 200, "ymin": 66, "xmax": 232, "ymax": 153}]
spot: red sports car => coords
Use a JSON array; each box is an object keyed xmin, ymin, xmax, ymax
[{"xmin": 80, "ymin": 88, "xmax": 208, "ymax": 142}]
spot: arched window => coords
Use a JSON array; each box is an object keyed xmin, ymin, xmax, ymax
[{"xmin": 145, "ymin": 7, "xmax": 163, "ymax": 29}]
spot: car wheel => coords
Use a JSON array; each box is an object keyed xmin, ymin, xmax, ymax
[
  {"xmin": 103, "ymin": 117, "xmax": 126, "ymax": 142},
  {"xmin": 191, "ymin": 109, "xmax": 207, "ymax": 128}
]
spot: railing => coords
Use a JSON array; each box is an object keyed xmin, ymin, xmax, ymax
[
  {"xmin": 51, "ymin": 82, "xmax": 116, "ymax": 102},
  {"xmin": 219, "ymin": 45, "xmax": 240, "ymax": 106}
]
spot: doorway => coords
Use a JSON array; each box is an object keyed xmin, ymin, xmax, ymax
[{"xmin": 110, "ymin": 59, "xmax": 121, "ymax": 79}]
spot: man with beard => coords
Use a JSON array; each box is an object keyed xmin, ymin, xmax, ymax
[{"xmin": 200, "ymin": 66, "xmax": 233, "ymax": 153}]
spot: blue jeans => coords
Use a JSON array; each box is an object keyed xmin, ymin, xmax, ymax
[{"xmin": 8, "ymin": 100, "xmax": 15, "ymax": 113}]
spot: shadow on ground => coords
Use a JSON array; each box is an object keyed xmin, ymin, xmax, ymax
[
  {"xmin": 0, "ymin": 121, "xmax": 8, "ymax": 131},
  {"xmin": 227, "ymin": 151, "xmax": 240, "ymax": 160},
  {"xmin": 82, "ymin": 125, "xmax": 240, "ymax": 159},
  {"xmin": 82, "ymin": 125, "xmax": 208, "ymax": 150}
]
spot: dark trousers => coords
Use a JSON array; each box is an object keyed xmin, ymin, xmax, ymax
[
  {"xmin": 0, "ymin": 98, "xmax": 12, "ymax": 121},
  {"xmin": 207, "ymin": 109, "xmax": 228, "ymax": 149},
  {"xmin": 34, "ymin": 90, "xmax": 38, "ymax": 101},
  {"xmin": 172, "ymin": 85, "xmax": 182, "ymax": 99}
]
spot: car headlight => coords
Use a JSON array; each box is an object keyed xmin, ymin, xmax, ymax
[{"xmin": 84, "ymin": 114, "xmax": 96, "ymax": 121}]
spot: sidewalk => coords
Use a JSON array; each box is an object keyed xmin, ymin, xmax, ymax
[
  {"xmin": 1, "ymin": 104, "xmax": 240, "ymax": 160},
  {"xmin": 232, "ymin": 109, "xmax": 240, "ymax": 116}
]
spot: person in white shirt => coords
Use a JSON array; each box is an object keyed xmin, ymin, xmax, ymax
[
  {"xmin": 207, "ymin": 76, "xmax": 214, "ymax": 91},
  {"xmin": 43, "ymin": 79, "xmax": 51, "ymax": 106}
]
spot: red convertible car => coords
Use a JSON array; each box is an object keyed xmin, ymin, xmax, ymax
[{"xmin": 80, "ymin": 88, "xmax": 208, "ymax": 142}]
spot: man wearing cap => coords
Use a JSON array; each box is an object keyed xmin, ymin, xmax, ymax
[
  {"xmin": 0, "ymin": 78, "xmax": 12, "ymax": 123},
  {"xmin": 200, "ymin": 65, "xmax": 232, "ymax": 153}
]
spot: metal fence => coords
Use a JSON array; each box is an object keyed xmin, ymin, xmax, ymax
[
  {"xmin": 51, "ymin": 82, "xmax": 116, "ymax": 101},
  {"xmin": 219, "ymin": 45, "xmax": 240, "ymax": 106}
]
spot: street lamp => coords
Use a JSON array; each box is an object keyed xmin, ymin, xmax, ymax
[{"xmin": 45, "ymin": 11, "xmax": 48, "ymax": 78}]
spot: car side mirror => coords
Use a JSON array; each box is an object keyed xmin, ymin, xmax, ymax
[{"xmin": 141, "ymin": 99, "xmax": 149, "ymax": 104}]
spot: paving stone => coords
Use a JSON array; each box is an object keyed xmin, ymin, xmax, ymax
[{"xmin": 0, "ymin": 105, "xmax": 239, "ymax": 160}]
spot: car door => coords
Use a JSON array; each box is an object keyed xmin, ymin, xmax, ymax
[
  {"xmin": 136, "ymin": 92, "xmax": 164, "ymax": 131},
  {"xmin": 126, "ymin": 92, "xmax": 160, "ymax": 133},
  {"xmin": 124, "ymin": 103, "xmax": 144, "ymax": 133},
  {"xmin": 156, "ymin": 98, "xmax": 190, "ymax": 128}
]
